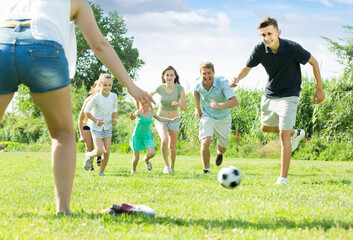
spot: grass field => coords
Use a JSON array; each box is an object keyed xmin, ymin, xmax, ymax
[{"xmin": 0, "ymin": 152, "xmax": 352, "ymax": 239}]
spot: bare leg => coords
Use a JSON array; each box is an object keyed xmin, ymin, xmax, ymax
[
  {"xmin": 168, "ymin": 130, "xmax": 178, "ymax": 170},
  {"xmin": 30, "ymin": 86, "xmax": 75, "ymax": 214},
  {"xmin": 82, "ymin": 129, "xmax": 94, "ymax": 152},
  {"xmin": 200, "ymin": 137, "xmax": 212, "ymax": 169},
  {"xmin": 89, "ymin": 137, "xmax": 105, "ymax": 158},
  {"xmin": 0, "ymin": 93, "xmax": 14, "ymax": 120},
  {"xmin": 132, "ymin": 151, "xmax": 140, "ymax": 172},
  {"xmin": 261, "ymin": 125, "xmax": 295, "ymax": 136},
  {"xmin": 217, "ymin": 145, "xmax": 227, "ymax": 154},
  {"xmin": 144, "ymin": 146, "xmax": 155, "ymax": 162},
  {"xmin": 99, "ymin": 136, "xmax": 111, "ymax": 174},
  {"xmin": 261, "ymin": 125, "xmax": 295, "ymax": 178},
  {"xmin": 156, "ymin": 124, "xmax": 170, "ymax": 167},
  {"xmin": 279, "ymin": 130, "xmax": 292, "ymax": 178}
]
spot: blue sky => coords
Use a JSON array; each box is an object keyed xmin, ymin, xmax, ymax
[{"xmin": 91, "ymin": 0, "xmax": 353, "ymax": 93}]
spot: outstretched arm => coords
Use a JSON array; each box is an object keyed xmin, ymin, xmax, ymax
[
  {"xmin": 229, "ymin": 66, "xmax": 252, "ymax": 88},
  {"xmin": 308, "ymin": 55, "xmax": 325, "ymax": 103},
  {"xmin": 71, "ymin": 0, "xmax": 155, "ymax": 111}
]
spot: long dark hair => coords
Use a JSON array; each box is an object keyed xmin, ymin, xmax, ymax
[{"xmin": 161, "ymin": 66, "xmax": 180, "ymax": 84}]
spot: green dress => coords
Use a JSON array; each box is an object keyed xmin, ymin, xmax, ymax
[{"xmin": 129, "ymin": 111, "xmax": 154, "ymax": 151}]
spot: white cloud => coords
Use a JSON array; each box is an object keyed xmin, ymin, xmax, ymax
[
  {"xmin": 91, "ymin": 0, "xmax": 346, "ymax": 94},
  {"xmin": 306, "ymin": 0, "xmax": 353, "ymax": 6},
  {"xmin": 92, "ymin": 0, "xmax": 188, "ymax": 14},
  {"xmin": 124, "ymin": 10, "xmax": 261, "ymax": 92},
  {"xmin": 335, "ymin": 0, "xmax": 353, "ymax": 4}
]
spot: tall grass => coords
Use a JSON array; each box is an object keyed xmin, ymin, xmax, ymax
[{"xmin": 0, "ymin": 152, "xmax": 352, "ymax": 239}]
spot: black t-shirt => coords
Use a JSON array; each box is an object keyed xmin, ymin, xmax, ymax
[{"xmin": 246, "ymin": 38, "xmax": 311, "ymax": 98}]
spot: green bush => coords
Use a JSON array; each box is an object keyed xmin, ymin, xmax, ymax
[{"xmin": 0, "ymin": 141, "xmax": 50, "ymax": 152}]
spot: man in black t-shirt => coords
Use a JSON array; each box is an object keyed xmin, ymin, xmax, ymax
[{"xmin": 229, "ymin": 17, "xmax": 325, "ymax": 185}]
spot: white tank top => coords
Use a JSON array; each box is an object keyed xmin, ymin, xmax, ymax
[{"xmin": 1, "ymin": 0, "xmax": 77, "ymax": 78}]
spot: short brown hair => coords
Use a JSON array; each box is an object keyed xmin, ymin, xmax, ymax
[
  {"xmin": 199, "ymin": 61, "xmax": 215, "ymax": 73},
  {"xmin": 257, "ymin": 17, "xmax": 278, "ymax": 30}
]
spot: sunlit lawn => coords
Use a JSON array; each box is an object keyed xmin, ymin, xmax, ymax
[{"xmin": 0, "ymin": 152, "xmax": 352, "ymax": 239}]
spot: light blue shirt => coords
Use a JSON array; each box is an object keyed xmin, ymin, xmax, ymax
[{"xmin": 194, "ymin": 76, "xmax": 236, "ymax": 120}]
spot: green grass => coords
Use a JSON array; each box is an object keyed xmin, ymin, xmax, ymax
[{"xmin": 0, "ymin": 152, "xmax": 352, "ymax": 239}]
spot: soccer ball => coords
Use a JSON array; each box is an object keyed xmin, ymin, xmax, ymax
[{"xmin": 218, "ymin": 166, "xmax": 242, "ymax": 189}]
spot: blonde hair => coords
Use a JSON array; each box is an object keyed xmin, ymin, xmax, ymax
[
  {"xmin": 89, "ymin": 80, "xmax": 101, "ymax": 95},
  {"xmin": 89, "ymin": 73, "xmax": 112, "ymax": 95},
  {"xmin": 98, "ymin": 73, "xmax": 112, "ymax": 83},
  {"xmin": 199, "ymin": 61, "xmax": 215, "ymax": 73}
]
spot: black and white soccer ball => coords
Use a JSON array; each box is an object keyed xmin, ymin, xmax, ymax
[{"xmin": 218, "ymin": 166, "xmax": 242, "ymax": 189}]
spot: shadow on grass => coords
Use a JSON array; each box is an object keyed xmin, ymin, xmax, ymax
[{"xmin": 10, "ymin": 212, "xmax": 352, "ymax": 231}]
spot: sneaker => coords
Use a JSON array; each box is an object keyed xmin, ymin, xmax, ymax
[
  {"xmin": 98, "ymin": 173, "xmax": 106, "ymax": 177},
  {"xmin": 291, "ymin": 129, "xmax": 305, "ymax": 152},
  {"xmin": 203, "ymin": 169, "xmax": 211, "ymax": 174},
  {"xmin": 131, "ymin": 170, "xmax": 136, "ymax": 174},
  {"xmin": 163, "ymin": 166, "xmax": 171, "ymax": 174},
  {"xmin": 275, "ymin": 176, "xmax": 288, "ymax": 185},
  {"xmin": 96, "ymin": 156, "xmax": 102, "ymax": 166},
  {"xmin": 90, "ymin": 167, "xmax": 94, "ymax": 171},
  {"xmin": 215, "ymin": 154, "xmax": 223, "ymax": 166},
  {"xmin": 145, "ymin": 160, "xmax": 153, "ymax": 171},
  {"xmin": 83, "ymin": 154, "xmax": 93, "ymax": 171}
]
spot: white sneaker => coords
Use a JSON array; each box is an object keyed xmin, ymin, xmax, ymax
[
  {"xmin": 275, "ymin": 176, "xmax": 288, "ymax": 185},
  {"xmin": 291, "ymin": 129, "xmax": 305, "ymax": 152},
  {"xmin": 163, "ymin": 166, "xmax": 171, "ymax": 174},
  {"xmin": 131, "ymin": 170, "xmax": 136, "ymax": 174}
]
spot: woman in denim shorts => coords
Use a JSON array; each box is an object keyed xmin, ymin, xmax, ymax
[
  {"xmin": 0, "ymin": 0, "xmax": 155, "ymax": 215},
  {"xmin": 150, "ymin": 66, "xmax": 187, "ymax": 174}
]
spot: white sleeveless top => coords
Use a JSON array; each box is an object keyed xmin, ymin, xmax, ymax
[{"xmin": 1, "ymin": 0, "xmax": 77, "ymax": 78}]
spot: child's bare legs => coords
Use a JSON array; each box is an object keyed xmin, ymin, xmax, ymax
[
  {"xmin": 144, "ymin": 146, "xmax": 155, "ymax": 163},
  {"xmin": 82, "ymin": 129, "xmax": 94, "ymax": 152},
  {"xmin": 132, "ymin": 151, "xmax": 140, "ymax": 172},
  {"xmin": 30, "ymin": 86, "xmax": 76, "ymax": 214},
  {"xmin": 88, "ymin": 137, "xmax": 104, "ymax": 158},
  {"xmin": 98, "ymin": 136, "xmax": 111, "ymax": 174}
]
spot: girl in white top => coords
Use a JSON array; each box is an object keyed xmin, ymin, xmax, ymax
[
  {"xmin": 84, "ymin": 74, "xmax": 117, "ymax": 176},
  {"xmin": 0, "ymin": 0, "xmax": 154, "ymax": 215}
]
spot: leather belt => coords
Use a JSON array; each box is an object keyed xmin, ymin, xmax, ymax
[{"xmin": 0, "ymin": 20, "xmax": 31, "ymax": 28}]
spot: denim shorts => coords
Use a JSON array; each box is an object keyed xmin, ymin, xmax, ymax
[
  {"xmin": 91, "ymin": 128, "xmax": 112, "ymax": 139},
  {"xmin": 154, "ymin": 113, "xmax": 180, "ymax": 131},
  {"xmin": 0, "ymin": 21, "xmax": 70, "ymax": 94}
]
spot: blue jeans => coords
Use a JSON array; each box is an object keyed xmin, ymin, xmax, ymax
[{"xmin": 0, "ymin": 21, "xmax": 70, "ymax": 94}]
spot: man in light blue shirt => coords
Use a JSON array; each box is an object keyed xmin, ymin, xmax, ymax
[{"xmin": 194, "ymin": 62, "xmax": 238, "ymax": 173}]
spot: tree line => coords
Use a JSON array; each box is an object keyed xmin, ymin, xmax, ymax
[{"xmin": 0, "ymin": 3, "xmax": 352, "ymax": 161}]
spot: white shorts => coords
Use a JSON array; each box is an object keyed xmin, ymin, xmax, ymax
[
  {"xmin": 261, "ymin": 96, "xmax": 299, "ymax": 131},
  {"xmin": 198, "ymin": 114, "xmax": 231, "ymax": 148}
]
